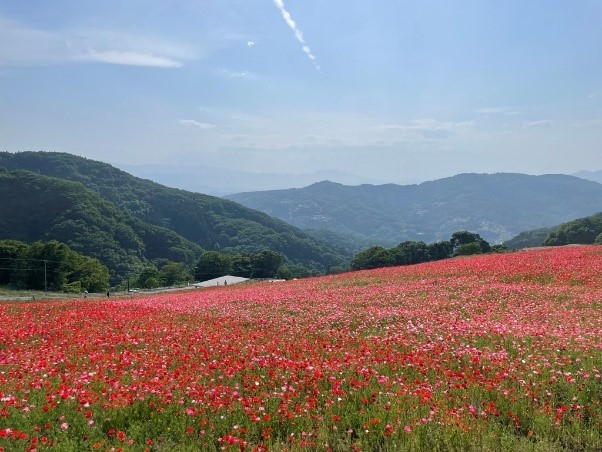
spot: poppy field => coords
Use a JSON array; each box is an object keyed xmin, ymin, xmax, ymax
[{"xmin": 2, "ymin": 246, "xmax": 602, "ymax": 451}]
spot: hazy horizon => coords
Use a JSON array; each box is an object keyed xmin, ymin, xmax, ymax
[
  {"xmin": 119, "ymin": 160, "xmax": 602, "ymax": 196},
  {"xmin": 2, "ymin": 1, "xmax": 601, "ymax": 187}
]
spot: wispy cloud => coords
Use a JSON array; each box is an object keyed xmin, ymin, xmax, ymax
[
  {"xmin": 272, "ymin": 0, "xmax": 320, "ymax": 71},
  {"xmin": 522, "ymin": 119, "xmax": 552, "ymax": 129},
  {"xmin": 78, "ymin": 50, "xmax": 181, "ymax": 68},
  {"xmin": 0, "ymin": 18, "xmax": 194, "ymax": 68},
  {"xmin": 220, "ymin": 69, "xmax": 254, "ymax": 79},
  {"xmin": 476, "ymin": 107, "xmax": 504, "ymax": 114},
  {"xmin": 374, "ymin": 119, "xmax": 475, "ymax": 138},
  {"xmin": 178, "ymin": 120, "xmax": 215, "ymax": 129}
]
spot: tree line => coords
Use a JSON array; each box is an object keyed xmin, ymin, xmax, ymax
[
  {"xmin": 503, "ymin": 212, "xmax": 602, "ymax": 249},
  {"xmin": 194, "ymin": 250, "xmax": 288, "ymax": 281},
  {"xmin": 350, "ymin": 231, "xmax": 504, "ymax": 271},
  {"xmin": 542, "ymin": 213, "xmax": 602, "ymax": 246},
  {"xmin": 0, "ymin": 239, "xmax": 330, "ymax": 293},
  {"xmin": 0, "ymin": 232, "xmax": 505, "ymax": 293},
  {"xmin": 0, "ymin": 239, "xmax": 109, "ymax": 292}
]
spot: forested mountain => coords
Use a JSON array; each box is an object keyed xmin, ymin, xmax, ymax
[
  {"xmin": 0, "ymin": 168, "xmax": 202, "ymax": 283},
  {"xmin": 504, "ymin": 212, "xmax": 602, "ymax": 249},
  {"xmin": 0, "ymin": 152, "xmax": 350, "ymax": 280},
  {"xmin": 226, "ymin": 174, "xmax": 602, "ymax": 244},
  {"xmin": 501, "ymin": 228, "xmax": 553, "ymax": 250}
]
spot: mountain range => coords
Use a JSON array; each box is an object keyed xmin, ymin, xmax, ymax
[
  {"xmin": 120, "ymin": 164, "xmax": 388, "ymax": 196},
  {"xmin": 3, "ymin": 151, "xmax": 602, "ymax": 286},
  {"xmin": 119, "ymin": 164, "xmax": 602, "ymax": 197},
  {"xmin": 226, "ymin": 173, "xmax": 602, "ymax": 245}
]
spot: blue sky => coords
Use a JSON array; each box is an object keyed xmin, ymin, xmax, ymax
[{"xmin": 1, "ymin": 0, "xmax": 601, "ymax": 185}]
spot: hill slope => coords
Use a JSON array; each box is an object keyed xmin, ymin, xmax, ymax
[
  {"xmin": 504, "ymin": 212, "xmax": 602, "ymax": 249},
  {"xmin": 0, "ymin": 152, "xmax": 349, "ymax": 274},
  {"xmin": 226, "ymin": 173, "xmax": 602, "ymax": 244},
  {"xmin": 0, "ymin": 168, "xmax": 203, "ymax": 283}
]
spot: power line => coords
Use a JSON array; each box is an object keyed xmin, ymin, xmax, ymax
[
  {"xmin": 0, "ymin": 257, "xmax": 61, "ymax": 292},
  {"xmin": 0, "ymin": 257, "xmax": 60, "ymax": 263},
  {"xmin": 0, "ymin": 267, "xmax": 59, "ymax": 272}
]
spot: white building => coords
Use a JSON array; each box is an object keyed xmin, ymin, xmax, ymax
[{"xmin": 192, "ymin": 275, "xmax": 249, "ymax": 288}]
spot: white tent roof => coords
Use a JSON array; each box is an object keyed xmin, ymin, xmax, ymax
[{"xmin": 192, "ymin": 275, "xmax": 249, "ymax": 288}]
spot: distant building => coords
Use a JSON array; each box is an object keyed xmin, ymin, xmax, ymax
[{"xmin": 192, "ymin": 275, "xmax": 249, "ymax": 288}]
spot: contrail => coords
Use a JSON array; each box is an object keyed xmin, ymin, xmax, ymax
[{"xmin": 273, "ymin": 0, "xmax": 320, "ymax": 71}]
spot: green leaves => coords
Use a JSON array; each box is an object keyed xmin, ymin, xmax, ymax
[
  {"xmin": 0, "ymin": 239, "xmax": 109, "ymax": 292},
  {"xmin": 194, "ymin": 250, "xmax": 285, "ymax": 281},
  {"xmin": 543, "ymin": 213, "xmax": 602, "ymax": 246},
  {"xmin": 351, "ymin": 232, "xmax": 493, "ymax": 271}
]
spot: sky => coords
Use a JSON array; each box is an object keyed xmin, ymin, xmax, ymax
[{"xmin": 1, "ymin": 0, "xmax": 601, "ymax": 186}]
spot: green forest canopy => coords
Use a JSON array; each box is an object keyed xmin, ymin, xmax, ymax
[
  {"xmin": 0, "ymin": 239, "xmax": 109, "ymax": 292},
  {"xmin": 350, "ymin": 231, "xmax": 499, "ymax": 271},
  {"xmin": 504, "ymin": 212, "xmax": 602, "ymax": 249}
]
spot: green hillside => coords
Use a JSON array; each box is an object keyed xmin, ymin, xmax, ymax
[
  {"xmin": 543, "ymin": 212, "xmax": 602, "ymax": 246},
  {"xmin": 0, "ymin": 152, "xmax": 349, "ymax": 276},
  {"xmin": 504, "ymin": 212, "xmax": 602, "ymax": 248},
  {"xmin": 0, "ymin": 168, "xmax": 203, "ymax": 283},
  {"xmin": 502, "ymin": 227, "xmax": 553, "ymax": 249}
]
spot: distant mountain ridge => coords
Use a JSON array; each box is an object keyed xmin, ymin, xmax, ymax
[
  {"xmin": 226, "ymin": 173, "xmax": 602, "ymax": 245},
  {"xmin": 119, "ymin": 163, "xmax": 388, "ymax": 196},
  {"xmin": 572, "ymin": 170, "xmax": 602, "ymax": 185},
  {"xmin": 117, "ymin": 164, "xmax": 602, "ymax": 197}
]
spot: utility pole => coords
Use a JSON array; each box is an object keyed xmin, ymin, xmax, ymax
[{"xmin": 43, "ymin": 259, "xmax": 47, "ymax": 292}]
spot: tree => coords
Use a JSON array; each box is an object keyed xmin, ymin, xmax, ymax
[
  {"xmin": 251, "ymin": 250, "xmax": 283, "ymax": 278},
  {"xmin": 455, "ymin": 242, "xmax": 483, "ymax": 256},
  {"xmin": 543, "ymin": 230, "xmax": 567, "ymax": 246},
  {"xmin": 159, "ymin": 262, "xmax": 192, "ymax": 286},
  {"xmin": 230, "ymin": 254, "xmax": 253, "ymax": 278},
  {"xmin": 350, "ymin": 247, "xmax": 394, "ymax": 270},
  {"xmin": 491, "ymin": 244, "xmax": 507, "ymax": 253},
  {"xmin": 450, "ymin": 231, "xmax": 491, "ymax": 255},
  {"xmin": 137, "ymin": 266, "xmax": 161, "ymax": 289},
  {"xmin": 427, "ymin": 241, "xmax": 452, "ymax": 261},
  {"xmin": 275, "ymin": 265, "xmax": 293, "ymax": 280},
  {"xmin": 0, "ymin": 240, "xmax": 28, "ymax": 286},
  {"xmin": 0, "ymin": 239, "xmax": 109, "ymax": 292},
  {"xmin": 195, "ymin": 251, "xmax": 232, "ymax": 281},
  {"xmin": 391, "ymin": 241, "xmax": 430, "ymax": 266},
  {"xmin": 25, "ymin": 241, "xmax": 76, "ymax": 291},
  {"xmin": 66, "ymin": 252, "xmax": 110, "ymax": 292},
  {"xmin": 286, "ymin": 264, "xmax": 315, "ymax": 278},
  {"xmin": 544, "ymin": 216, "xmax": 602, "ymax": 246},
  {"xmin": 328, "ymin": 265, "xmax": 348, "ymax": 275}
]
